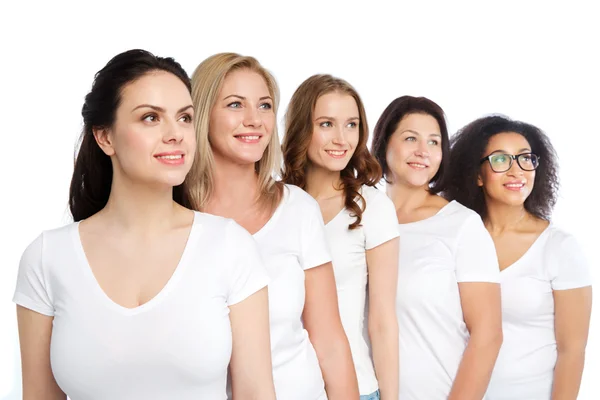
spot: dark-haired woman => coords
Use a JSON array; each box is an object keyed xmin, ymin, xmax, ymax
[
  {"xmin": 446, "ymin": 115, "xmax": 592, "ymax": 399},
  {"xmin": 13, "ymin": 49, "xmax": 276, "ymax": 400},
  {"xmin": 371, "ymin": 96, "xmax": 503, "ymax": 400},
  {"xmin": 282, "ymin": 75, "xmax": 399, "ymax": 400}
]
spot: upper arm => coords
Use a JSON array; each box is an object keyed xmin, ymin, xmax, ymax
[
  {"xmin": 17, "ymin": 306, "xmax": 65, "ymax": 400},
  {"xmin": 458, "ymin": 282, "xmax": 502, "ymax": 339},
  {"xmin": 229, "ymin": 287, "xmax": 275, "ymax": 398},
  {"xmin": 554, "ymin": 287, "xmax": 592, "ymax": 353},
  {"xmin": 303, "ymin": 262, "xmax": 346, "ymax": 346},
  {"xmin": 367, "ymin": 237, "xmax": 399, "ymax": 328}
]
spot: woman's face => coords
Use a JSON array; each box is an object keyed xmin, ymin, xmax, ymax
[
  {"xmin": 385, "ymin": 113, "xmax": 443, "ymax": 188},
  {"xmin": 208, "ymin": 69, "xmax": 275, "ymax": 166},
  {"xmin": 479, "ymin": 132, "xmax": 537, "ymax": 207}
]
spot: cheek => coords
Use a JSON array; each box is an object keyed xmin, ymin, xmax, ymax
[
  {"xmin": 307, "ymin": 130, "xmax": 325, "ymax": 161},
  {"xmin": 262, "ymin": 112, "xmax": 276, "ymax": 133}
]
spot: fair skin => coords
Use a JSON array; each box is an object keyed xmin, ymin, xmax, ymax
[
  {"xmin": 305, "ymin": 91, "xmax": 398, "ymax": 399},
  {"xmin": 204, "ymin": 69, "xmax": 358, "ymax": 399},
  {"xmin": 480, "ymin": 132, "xmax": 592, "ymax": 400},
  {"xmin": 17, "ymin": 71, "xmax": 275, "ymax": 400},
  {"xmin": 385, "ymin": 112, "xmax": 502, "ymax": 400}
]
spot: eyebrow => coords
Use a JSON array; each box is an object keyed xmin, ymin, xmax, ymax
[
  {"xmin": 401, "ymin": 129, "xmax": 441, "ymax": 137},
  {"xmin": 315, "ymin": 116, "xmax": 360, "ymax": 121},
  {"xmin": 132, "ymin": 104, "xmax": 194, "ymax": 113},
  {"xmin": 490, "ymin": 147, "xmax": 532, "ymax": 154},
  {"xmin": 223, "ymin": 94, "xmax": 273, "ymax": 101}
]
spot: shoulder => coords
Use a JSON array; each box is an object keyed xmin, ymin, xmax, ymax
[
  {"xmin": 360, "ymin": 184, "xmax": 389, "ymax": 204},
  {"xmin": 543, "ymin": 224, "xmax": 582, "ymax": 253},
  {"xmin": 283, "ymin": 184, "xmax": 320, "ymax": 211},
  {"xmin": 192, "ymin": 211, "xmax": 252, "ymax": 240},
  {"xmin": 441, "ymin": 200, "xmax": 483, "ymax": 225}
]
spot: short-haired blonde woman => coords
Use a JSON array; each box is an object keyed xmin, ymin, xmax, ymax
[
  {"xmin": 189, "ymin": 53, "xmax": 359, "ymax": 400},
  {"xmin": 282, "ymin": 74, "xmax": 399, "ymax": 400}
]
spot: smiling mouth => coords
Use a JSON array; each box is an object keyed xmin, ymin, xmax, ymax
[
  {"xmin": 504, "ymin": 183, "xmax": 525, "ymax": 190},
  {"xmin": 234, "ymin": 135, "xmax": 261, "ymax": 143},
  {"xmin": 156, "ymin": 155, "xmax": 183, "ymax": 160},
  {"xmin": 407, "ymin": 162, "xmax": 427, "ymax": 169},
  {"xmin": 326, "ymin": 150, "xmax": 347, "ymax": 158}
]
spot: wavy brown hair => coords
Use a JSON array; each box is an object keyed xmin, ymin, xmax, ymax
[{"xmin": 282, "ymin": 74, "xmax": 381, "ymax": 229}]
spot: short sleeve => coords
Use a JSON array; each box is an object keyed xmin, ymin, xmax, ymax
[
  {"xmin": 13, "ymin": 233, "xmax": 55, "ymax": 316},
  {"xmin": 362, "ymin": 188, "xmax": 400, "ymax": 250},
  {"xmin": 300, "ymin": 197, "xmax": 332, "ymax": 270},
  {"xmin": 549, "ymin": 232, "xmax": 593, "ymax": 290},
  {"xmin": 455, "ymin": 213, "xmax": 500, "ymax": 283},
  {"xmin": 224, "ymin": 221, "xmax": 270, "ymax": 306}
]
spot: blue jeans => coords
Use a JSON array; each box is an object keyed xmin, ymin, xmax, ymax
[{"xmin": 360, "ymin": 389, "xmax": 380, "ymax": 400}]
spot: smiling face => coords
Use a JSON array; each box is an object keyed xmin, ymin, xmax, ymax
[
  {"xmin": 306, "ymin": 92, "xmax": 360, "ymax": 172},
  {"xmin": 479, "ymin": 132, "xmax": 536, "ymax": 207},
  {"xmin": 208, "ymin": 68, "xmax": 275, "ymax": 166},
  {"xmin": 95, "ymin": 70, "xmax": 195, "ymax": 188},
  {"xmin": 385, "ymin": 112, "xmax": 443, "ymax": 188}
]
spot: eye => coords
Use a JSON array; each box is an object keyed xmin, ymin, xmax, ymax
[
  {"xmin": 492, "ymin": 154, "xmax": 507, "ymax": 163},
  {"xmin": 227, "ymin": 101, "xmax": 242, "ymax": 109},
  {"xmin": 428, "ymin": 139, "xmax": 439, "ymax": 145},
  {"xmin": 179, "ymin": 114, "xmax": 192, "ymax": 123},
  {"xmin": 142, "ymin": 113, "xmax": 158, "ymax": 122},
  {"xmin": 347, "ymin": 121, "xmax": 358, "ymax": 128},
  {"xmin": 404, "ymin": 136, "xmax": 416, "ymax": 142},
  {"xmin": 320, "ymin": 121, "xmax": 333, "ymax": 128},
  {"xmin": 259, "ymin": 102, "xmax": 272, "ymax": 110}
]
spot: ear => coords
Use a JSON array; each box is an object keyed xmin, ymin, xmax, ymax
[
  {"xmin": 477, "ymin": 173, "xmax": 483, "ymax": 187},
  {"xmin": 93, "ymin": 127, "xmax": 115, "ymax": 156}
]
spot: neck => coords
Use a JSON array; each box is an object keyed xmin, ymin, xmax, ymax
[
  {"xmin": 211, "ymin": 153, "xmax": 260, "ymax": 208},
  {"xmin": 304, "ymin": 163, "xmax": 343, "ymax": 200},
  {"xmin": 386, "ymin": 181, "xmax": 432, "ymax": 211},
  {"xmin": 101, "ymin": 173, "xmax": 179, "ymax": 234},
  {"xmin": 485, "ymin": 199, "xmax": 529, "ymax": 234}
]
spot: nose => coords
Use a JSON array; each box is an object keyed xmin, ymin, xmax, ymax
[
  {"xmin": 507, "ymin": 158, "xmax": 524, "ymax": 176},
  {"xmin": 243, "ymin": 106, "xmax": 262, "ymax": 128},
  {"xmin": 331, "ymin": 126, "xmax": 348, "ymax": 145},
  {"xmin": 414, "ymin": 140, "xmax": 430, "ymax": 158},
  {"xmin": 163, "ymin": 117, "xmax": 184, "ymax": 143}
]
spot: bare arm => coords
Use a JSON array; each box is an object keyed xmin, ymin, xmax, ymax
[
  {"xmin": 229, "ymin": 287, "xmax": 276, "ymax": 400},
  {"xmin": 448, "ymin": 282, "xmax": 503, "ymax": 400},
  {"xmin": 367, "ymin": 237, "xmax": 399, "ymax": 400},
  {"xmin": 303, "ymin": 262, "xmax": 359, "ymax": 399},
  {"xmin": 17, "ymin": 305, "xmax": 66, "ymax": 400},
  {"xmin": 551, "ymin": 286, "xmax": 592, "ymax": 400}
]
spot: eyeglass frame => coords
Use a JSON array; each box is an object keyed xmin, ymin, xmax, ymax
[{"xmin": 479, "ymin": 152, "xmax": 540, "ymax": 173}]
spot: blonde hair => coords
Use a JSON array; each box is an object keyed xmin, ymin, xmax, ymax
[{"xmin": 188, "ymin": 53, "xmax": 283, "ymax": 210}]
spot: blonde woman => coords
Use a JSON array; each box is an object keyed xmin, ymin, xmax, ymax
[
  {"xmin": 282, "ymin": 74, "xmax": 399, "ymax": 400},
  {"xmin": 189, "ymin": 54, "xmax": 359, "ymax": 400}
]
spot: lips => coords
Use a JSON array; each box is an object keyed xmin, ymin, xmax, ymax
[
  {"xmin": 504, "ymin": 182, "xmax": 526, "ymax": 191},
  {"xmin": 407, "ymin": 162, "xmax": 428, "ymax": 169},
  {"xmin": 325, "ymin": 150, "xmax": 347, "ymax": 159},
  {"xmin": 154, "ymin": 151, "xmax": 185, "ymax": 165}
]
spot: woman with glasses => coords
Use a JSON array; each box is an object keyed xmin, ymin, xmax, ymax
[
  {"xmin": 371, "ymin": 96, "xmax": 503, "ymax": 400},
  {"xmin": 445, "ymin": 115, "xmax": 593, "ymax": 399}
]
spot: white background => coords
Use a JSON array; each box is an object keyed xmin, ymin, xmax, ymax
[{"xmin": 0, "ymin": 1, "xmax": 598, "ymax": 398}]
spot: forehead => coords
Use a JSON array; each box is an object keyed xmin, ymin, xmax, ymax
[
  {"xmin": 220, "ymin": 69, "xmax": 270, "ymax": 96},
  {"xmin": 395, "ymin": 113, "xmax": 440, "ymax": 133},
  {"xmin": 314, "ymin": 92, "xmax": 358, "ymax": 116},
  {"xmin": 119, "ymin": 71, "xmax": 190, "ymax": 109},
  {"xmin": 486, "ymin": 132, "xmax": 531, "ymax": 151}
]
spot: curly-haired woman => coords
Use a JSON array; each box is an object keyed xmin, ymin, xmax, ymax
[{"xmin": 445, "ymin": 115, "xmax": 593, "ymax": 399}]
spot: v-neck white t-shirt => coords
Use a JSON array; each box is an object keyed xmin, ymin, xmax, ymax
[
  {"xmin": 250, "ymin": 184, "xmax": 332, "ymax": 400},
  {"xmin": 13, "ymin": 212, "xmax": 269, "ymax": 400},
  {"xmin": 396, "ymin": 200, "xmax": 500, "ymax": 399},
  {"xmin": 325, "ymin": 185, "xmax": 399, "ymax": 394},
  {"xmin": 486, "ymin": 224, "xmax": 592, "ymax": 399}
]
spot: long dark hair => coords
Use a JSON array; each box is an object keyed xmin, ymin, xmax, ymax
[
  {"xmin": 371, "ymin": 96, "xmax": 450, "ymax": 193},
  {"xmin": 282, "ymin": 74, "xmax": 381, "ymax": 230},
  {"xmin": 69, "ymin": 49, "xmax": 192, "ymax": 221},
  {"xmin": 445, "ymin": 115, "xmax": 559, "ymax": 220}
]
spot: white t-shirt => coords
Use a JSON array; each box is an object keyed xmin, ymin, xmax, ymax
[
  {"xmin": 486, "ymin": 224, "xmax": 592, "ymax": 399},
  {"xmin": 396, "ymin": 200, "xmax": 500, "ymax": 399},
  {"xmin": 325, "ymin": 185, "xmax": 399, "ymax": 394},
  {"xmin": 13, "ymin": 212, "xmax": 269, "ymax": 400},
  {"xmin": 250, "ymin": 184, "xmax": 331, "ymax": 400}
]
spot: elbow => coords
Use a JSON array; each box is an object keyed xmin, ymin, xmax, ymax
[
  {"xmin": 470, "ymin": 326, "xmax": 503, "ymax": 353},
  {"xmin": 368, "ymin": 312, "xmax": 399, "ymax": 341}
]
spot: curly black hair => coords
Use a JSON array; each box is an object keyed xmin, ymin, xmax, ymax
[{"xmin": 444, "ymin": 115, "xmax": 559, "ymax": 221}]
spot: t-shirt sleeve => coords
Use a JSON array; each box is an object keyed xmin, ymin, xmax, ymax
[
  {"xmin": 225, "ymin": 222, "xmax": 270, "ymax": 306},
  {"xmin": 549, "ymin": 232, "xmax": 593, "ymax": 290},
  {"xmin": 13, "ymin": 233, "xmax": 55, "ymax": 316},
  {"xmin": 300, "ymin": 197, "xmax": 332, "ymax": 270},
  {"xmin": 363, "ymin": 189, "xmax": 400, "ymax": 250},
  {"xmin": 454, "ymin": 213, "xmax": 500, "ymax": 283}
]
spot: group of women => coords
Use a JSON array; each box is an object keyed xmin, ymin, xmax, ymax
[{"xmin": 13, "ymin": 49, "xmax": 593, "ymax": 400}]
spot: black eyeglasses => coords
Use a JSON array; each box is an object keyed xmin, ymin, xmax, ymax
[{"xmin": 480, "ymin": 152, "xmax": 540, "ymax": 173}]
